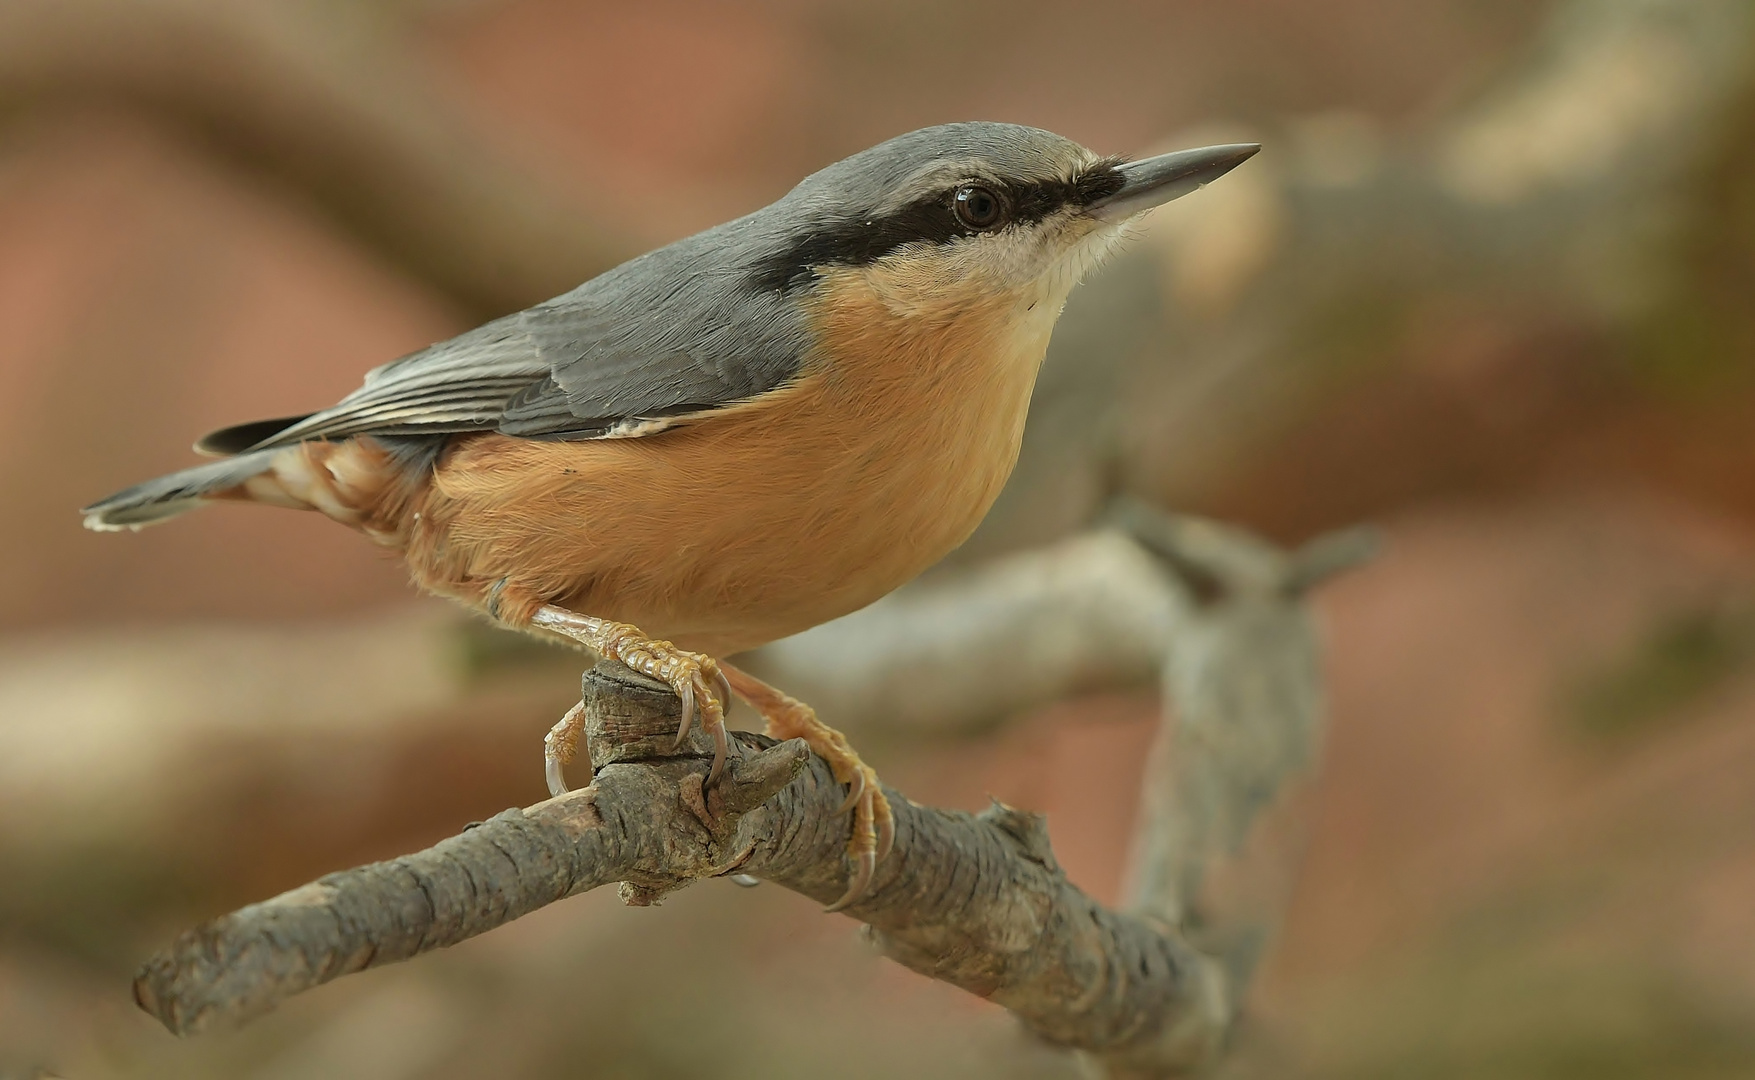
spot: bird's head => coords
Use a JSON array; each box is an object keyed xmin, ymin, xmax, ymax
[{"xmin": 755, "ymin": 122, "xmax": 1258, "ymax": 322}]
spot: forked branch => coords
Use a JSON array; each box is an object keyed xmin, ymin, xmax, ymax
[{"xmin": 132, "ymin": 512, "xmax": 1373, "ymax": 1078}]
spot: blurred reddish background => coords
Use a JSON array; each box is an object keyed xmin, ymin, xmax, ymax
[{"xmin": 2, "ymin": 1, "xmax": 1752, "ymax": 1077}]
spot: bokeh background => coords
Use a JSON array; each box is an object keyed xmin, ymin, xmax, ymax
[{"xmin": 3, "ymin": 0, "xmax": 1754, "ymax": 1076}]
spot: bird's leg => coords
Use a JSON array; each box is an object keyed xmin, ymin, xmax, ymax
[
  {"xmin": 720, "ymin": 662, "xmax": 894, "ymax": 912},
  {"xmin": 530, "ymin": 605, "xmax": 733, "ymax": 788}
]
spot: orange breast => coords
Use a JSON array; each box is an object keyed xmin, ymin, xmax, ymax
[{"xmin": 394, "ymin": 264, "xmax": 1060, "ymax": 656}]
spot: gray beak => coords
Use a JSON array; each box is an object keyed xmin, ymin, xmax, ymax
[{"xmin": 1089, "ymin": 143, "xmax": 1261, "ymax": 221}]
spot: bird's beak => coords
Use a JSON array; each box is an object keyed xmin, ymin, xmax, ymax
[{"xmin": 1088, "ymin": 143, "xmax": 1261, "ymax": 221}]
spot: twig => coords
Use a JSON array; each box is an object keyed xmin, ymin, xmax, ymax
[{"xmin": 1116, "ymin": 507, "xmax": 1376, "ymax": 1029}]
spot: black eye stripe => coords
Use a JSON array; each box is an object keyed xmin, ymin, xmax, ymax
[
  {"xmin": 1004, "ymin": 162, "xmax": 1128, "ymax": 223},
  {"xmin": 751, "ymin": 160, "xmax": 1126, "ymax": 293}
]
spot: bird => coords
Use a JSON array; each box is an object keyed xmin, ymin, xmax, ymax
[{"xmin": 82, "ymin": 122, "xmax": 1258, "ymax": 910}]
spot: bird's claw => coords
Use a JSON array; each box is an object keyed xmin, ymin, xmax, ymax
[
  {"xmin": 663, "ymin": 662, "xmax": 732, "ymax": 786},
  {"xmin": 718, "ymin": 662, "xmax": 894, "ymax": 914},
  {"xmin": 823, "ymin": 759, "xmax": 893, "ymax": 912},
  {"xmin": 529, "ymin": 609, "xmax": 734, "ymax": 793},
  {"xmin": 632, "ymin": 647, "xmax": 730, "ymax": 786},
  {"xmin": 595, "ymin": 625, "xmax": 730, "ymax": 785},
  {"xmin": 826, "ymin": 848, "xmax": 875, "ymax": 914},
  {"xmin": 544, "ymin": 700, "xmax": 588, "ymax": 797}
]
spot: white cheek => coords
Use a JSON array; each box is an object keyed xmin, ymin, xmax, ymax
[
  {"xmin": 1042, "ymin": 223, "xmax": 1130, "ymax": 298},
  {"xmin": 982, "ymin": 229, "xmax": 1060, "ymax": 288},
  {"xmin": 859, "ymin": 214, "xmax": 1122, "ymax": 318}
]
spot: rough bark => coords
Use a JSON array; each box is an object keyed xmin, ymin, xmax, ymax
[
  {"xmin": 133, "ymin": 511, "xmax": 1373, "ymax": 1078},
  {"xmin": 133, "ymin": 664, "xmax": 1226, "ymax": 1056}
]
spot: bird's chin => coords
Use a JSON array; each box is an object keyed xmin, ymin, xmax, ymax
[{"xmin": 1039, "ymin": 221, "xmax": 1133, "ymax": 296}]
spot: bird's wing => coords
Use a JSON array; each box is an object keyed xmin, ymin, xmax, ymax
[{"xmin": 198, "ymin": 240, "xmax": 810, "ymax": 454}]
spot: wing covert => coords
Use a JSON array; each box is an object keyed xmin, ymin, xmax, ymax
[{"xmin": 209, "ymin": 218, "xmax": 815, "ymax": 453}]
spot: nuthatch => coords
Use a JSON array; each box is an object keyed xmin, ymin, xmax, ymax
[{"xmin": 84, "ymin": 123, "xmax": 1257, "ymax": 909}]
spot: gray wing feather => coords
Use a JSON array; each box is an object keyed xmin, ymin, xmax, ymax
[
  {"xmin": 249, "ymin": 316, "xmax": 546, "ymax": 445},
  {"xmin": 233, "ymin": 215, "xmax": 814, "ymax": 452}
]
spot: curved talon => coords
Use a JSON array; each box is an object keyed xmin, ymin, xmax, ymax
[
  {"xmin": 706, "ymin": 716, "xmax": 730, "ymax": 787},
  {"xmin": 836, "ymin": 767, "xmax": 866, "ymax": 815},
  {"xmin": 714, "ymin": 662, "xmax": 889, "ymax": 915},
  {"xmin": 544, "ymin": 700, "xmax": 587, "ymax": 798},
  {"xmin": 713, "ymin": 668, "xmax": 733, "ymax": 717},
  {"xmin": 674, "ymin": 680, "xmax": 696, "ymax": 749},
  {"xmin": 545, "ymin": 756, "xmax": 569, "ymax": 798},
  {"xmin": 876, "ymin": 802, "xmax": 895, "ymax": 864},
  {"xmin": 824, "ymin": 847, "xmax": 876, "ymax": 913}
]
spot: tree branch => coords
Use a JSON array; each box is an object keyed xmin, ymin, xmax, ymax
[
  {"xmin": 132, "ymin": 512, "xmax": 1373, "ymax": 1077},
  {"xmin": 1117, "ymin": 506, "xmax": 1377, "ymax": 1032}
]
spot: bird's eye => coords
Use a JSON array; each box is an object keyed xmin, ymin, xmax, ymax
[{"xmin": 952, "ymin": 184, "xmax": 1006, "ymax": 231}]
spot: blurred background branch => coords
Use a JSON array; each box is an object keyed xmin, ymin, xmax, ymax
[
  {"xmin": 968, "ymin": 0, "xmax": 1755, "ymax": 559},
  {"xmin": 0, "ymin": 0, "xmax": 635, "ymax": 320}
]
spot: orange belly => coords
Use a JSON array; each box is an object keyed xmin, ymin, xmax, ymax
[
  {"xmin": 397, "ymin": 267, "xmax": 1058, "ymax": 655},
  {"xmin": 399, "ymin": 370, "xmax": 1027, "ymax": 654}
]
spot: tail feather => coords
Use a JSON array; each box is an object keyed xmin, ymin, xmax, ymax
[{"xmin": 81, "ymin": 449, "xmax": 279, "ymax": 531}]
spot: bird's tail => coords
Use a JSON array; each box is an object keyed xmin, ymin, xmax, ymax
[{"xmin": 81, "ymin": 449, "xmax": 279, "ymax": 531}]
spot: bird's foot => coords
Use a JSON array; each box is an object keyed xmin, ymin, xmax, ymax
[
  {"xmin": 722, "ymin": 662, "xmax": 893, "ymax": 912},
  {"xmin": 531, "ymin": 606, "xmax": 733, "ymax": 790},
  {"xmin": 543, "ymin": 700, "xmax": 588, "ymax": 797}
]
